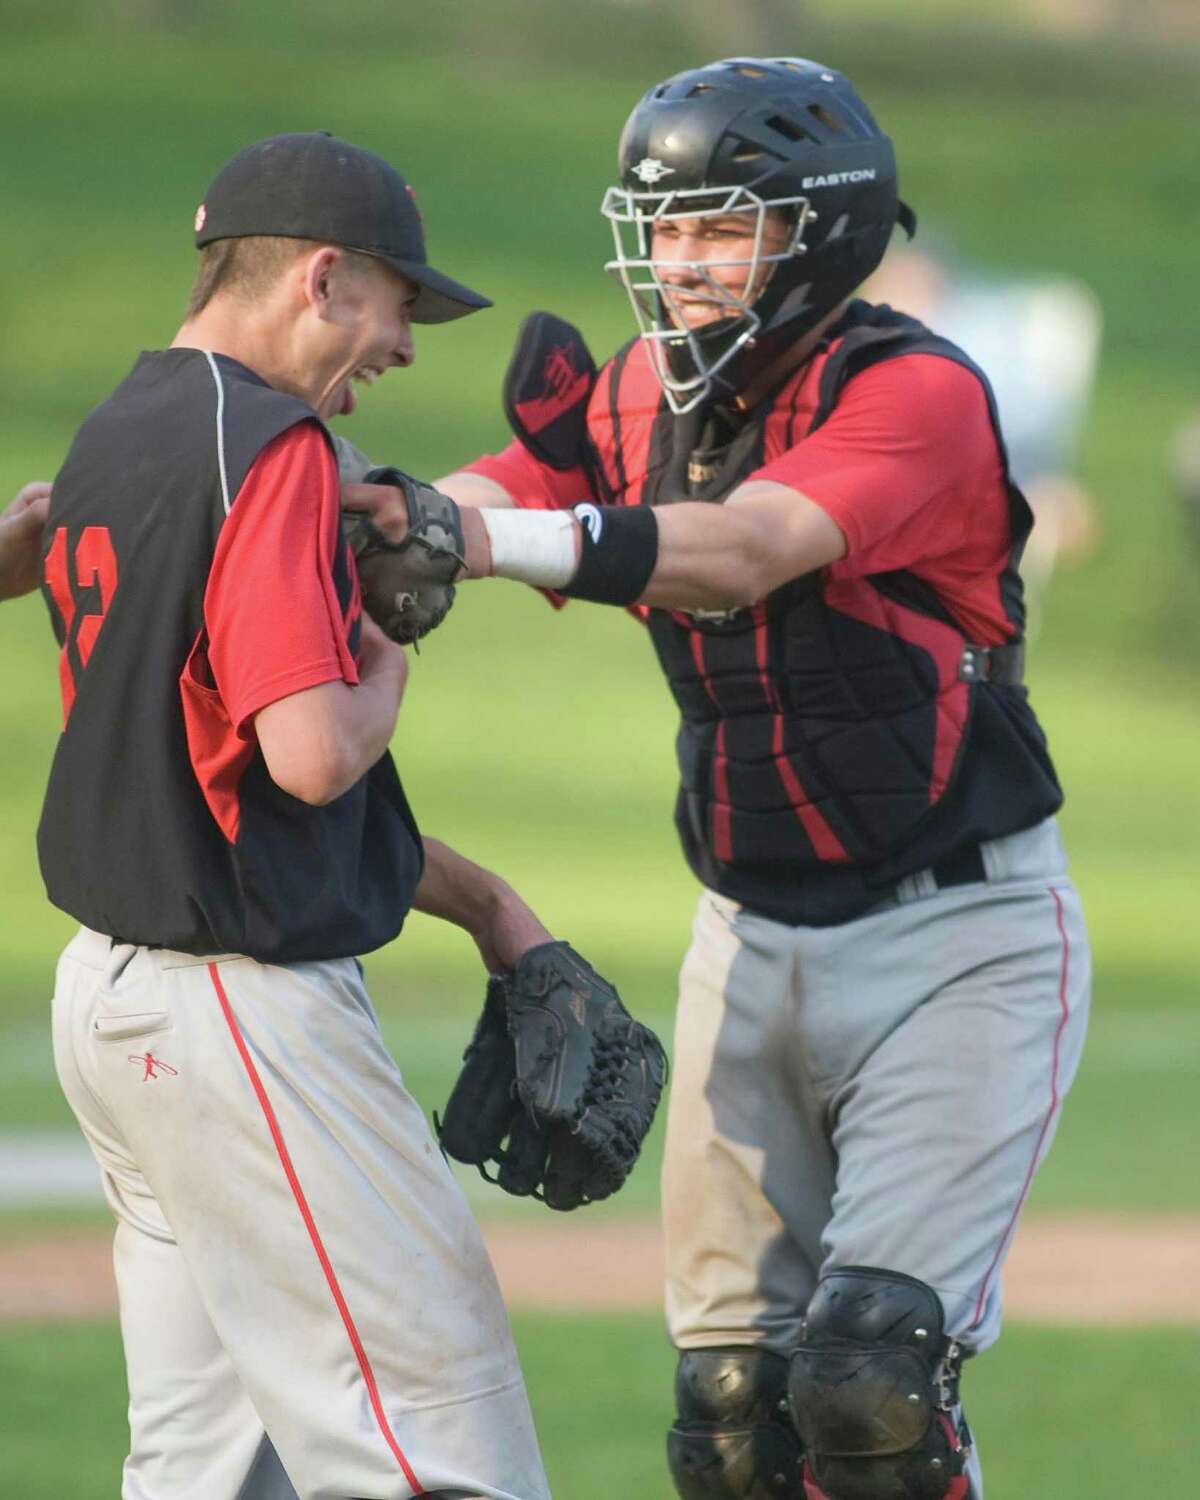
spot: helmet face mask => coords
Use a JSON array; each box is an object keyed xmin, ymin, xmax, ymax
[
  {"xmin": 602, "ymin": 183, "xmax": 814, "ymax": 413},
  {"xmin": 600, "ymin": 56, "xmax": 912, "ymax": 412}
]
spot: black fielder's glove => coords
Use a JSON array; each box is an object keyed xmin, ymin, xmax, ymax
[
  {"xmin": 339, "ymin": 459, "xmax": 465, "ymax": 646},
  {"xmin": 437, "ymin": 942, "xmax": 668, "ymax": 1211}
]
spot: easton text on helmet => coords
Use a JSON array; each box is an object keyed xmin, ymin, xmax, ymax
[{"xmin": 802, "ymin": 170, "xmax": 878, "ymax": 189}]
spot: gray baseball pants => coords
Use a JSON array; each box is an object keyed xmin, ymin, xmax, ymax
[{"xmin": 663, "ymin": 816, "xmax": 1090, "ymax": 1489}]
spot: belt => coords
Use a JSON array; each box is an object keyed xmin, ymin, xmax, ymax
[{"xmin": 928, "ymin": 843, "xmax": 987, "ymax": 889}]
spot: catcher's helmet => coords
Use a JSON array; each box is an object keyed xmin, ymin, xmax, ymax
[{"xmin": 601, "ymin": 57, "xmax": 916, "ymax": 412}]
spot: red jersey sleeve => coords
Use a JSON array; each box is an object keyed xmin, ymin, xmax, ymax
[
  {"xmin": 749, "ymin": 353, "xmax": 1009, "ymax": 578},
  {"xmin": 462, "ymin": 439, "xmax": 591, "ymax": 512},
  {"xmin": 205, "ymin": 422, "xmax": 359, "ymax": 734}
]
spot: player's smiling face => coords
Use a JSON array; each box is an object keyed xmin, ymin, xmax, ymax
[
  {"xmin": 650, "ymin": 208, "xmax": 792, "ymax": 330},
  {"xmin": 311, "ymin": 252, "xmax": 418, "ymax": 421}
]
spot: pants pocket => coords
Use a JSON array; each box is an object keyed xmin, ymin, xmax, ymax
[{"xmin": 92, "ymin": 1011, "xmax": 172, "ymax": 1043}]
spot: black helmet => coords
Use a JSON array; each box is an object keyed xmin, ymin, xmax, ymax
[{"xmin": 601, "ymin": 57, "xmax": 915, "ymax": 411}]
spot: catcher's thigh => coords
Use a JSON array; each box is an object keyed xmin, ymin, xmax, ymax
[
  {"xmin": 815, "ymin": 872, "xmax": 1090, "ymax": 1352},
  {"xmin": 663, "ymin": 824, "xmax": 1090, "ymax": 1359},
  {"xmin": 663, "ymin": 890, "xmax": 835, "ymax": 1352}
]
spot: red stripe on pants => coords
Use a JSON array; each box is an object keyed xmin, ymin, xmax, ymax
[
  {"xmin": 208, "ymin": 963, "xmax": 424, "ymax": 1496},
  {"xmin": 970, "ymin": 888, "xmax": 1072, "ymax": 1327}
]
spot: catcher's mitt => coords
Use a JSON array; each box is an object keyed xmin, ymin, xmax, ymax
[
  {"xmin": 437, "ymin": 942, "xmax": 667, "ymax": 1211},
  {"xmin": 340, "ymin": 463, "xmax": 465, "ymax": 646}
]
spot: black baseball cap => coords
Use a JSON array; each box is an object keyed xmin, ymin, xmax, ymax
[{"xmin": 192, "ymin": 132, "xmax": 491, "ymax": 324}]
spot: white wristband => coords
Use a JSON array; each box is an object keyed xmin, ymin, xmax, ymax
[{"xmin": 480, "ymin": 507, "xmax": 579, "ymax": 588}]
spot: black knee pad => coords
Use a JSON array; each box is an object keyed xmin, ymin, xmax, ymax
[
  {"xmin": 667, "ymin": 1346, "xmax": 805, "ymax": 1499},
  {"xmin": 787, "ymin": 1267, "xmax": 972, "ymax": 1500}
]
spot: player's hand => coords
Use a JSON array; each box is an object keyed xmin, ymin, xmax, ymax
[
  {"xmin": 342, "ymin": 481, "xmax": 411, "ymax": 544},
  {"xmin": 2, "ymin": 481, "xmax": 51, "ymax": 519},
  {"xmin": 0, "ymin": 481, "xmax": 52, "ymax": 600},
  {"xmin": 342, "ymin": 476, "xmax": 491, "ymax": 579}
]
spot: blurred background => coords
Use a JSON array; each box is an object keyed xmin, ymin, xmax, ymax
[{"xmin": 1, "ymin": 1, "xmax": 1198, "ymax": 1494}]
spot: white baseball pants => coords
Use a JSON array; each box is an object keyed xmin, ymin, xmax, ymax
[{"xmin": 52, "ymin": 930, "xmax": 551, "ymax": 1500}]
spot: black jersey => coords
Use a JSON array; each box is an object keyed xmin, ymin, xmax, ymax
[{"xmin": 38, "ymin": 349, "xmax": 423, "ymax": 961}]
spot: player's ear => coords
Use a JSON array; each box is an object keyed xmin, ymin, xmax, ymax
[{"xmin": 300, "ymin": 245, "xmax": 343, "ymax": 320}]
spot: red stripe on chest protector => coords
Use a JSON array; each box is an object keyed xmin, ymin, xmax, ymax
[
  {"xmin": 609, "ymin": 339, "xmax": 663, "ymax": 507},
  {"xmin": 207, "ymin": 963, "xmax": 424, "ymax": 1495},
  {"xmin": 712, "ymin": 721, "xmax": 733, "ymax": 862},
  {"xmin": 822, "ymin": 577, "xmax": 967, "ymax": 806},
  {"xmin": 689, "ymin": 633, "xmax": 733, "ymax": 861},
  {"xmin": 753, "ymin": 608, "xmax": 849, "ymax": 864}
]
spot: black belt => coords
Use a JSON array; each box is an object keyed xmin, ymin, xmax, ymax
[{"xmin": 929, "ymin": 843, "xmax": 987, "ymax": 889}]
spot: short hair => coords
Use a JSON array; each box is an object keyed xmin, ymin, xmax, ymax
[{"xmin": 185, "ymin": 236, "xmax": 378, "ymax": 317}]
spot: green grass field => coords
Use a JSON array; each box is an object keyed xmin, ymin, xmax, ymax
[
  {"xmin": 4, "ymin": 1314, "xmax": 1199, "ymax": 1497},
  {"xmin": 1, "ymin": 5, "xmax": 1198, "ymax": 1496}
]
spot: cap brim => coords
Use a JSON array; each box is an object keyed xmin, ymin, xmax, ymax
[{"xmin": 382, "ymin": 257, "xmax": 492, "ymax": 324}]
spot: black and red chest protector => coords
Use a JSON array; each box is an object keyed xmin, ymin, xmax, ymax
[{"xmin": 590, "ymin": 302, "xmax": 1062, "ymax": 925}]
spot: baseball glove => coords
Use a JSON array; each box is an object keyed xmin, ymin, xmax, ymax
[
  {"xmin": 437, "ymin": 942, "xmax": 667, "ymax": 1210},
  {"xmin": 340, "ymin": 461, "xmax": 465, "ymax": 647}
]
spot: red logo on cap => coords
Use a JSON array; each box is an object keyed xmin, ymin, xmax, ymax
[
  {"xmin": 194, "ymin": 203, "xmax": 207, "ymax": 233},
  {"xmin": 405, "ymin": 183, "xmax": 423, "ymax": 226}
]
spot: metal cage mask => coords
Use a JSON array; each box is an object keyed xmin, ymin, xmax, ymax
[{"xmin": 602, "ymin": 182, "xmax": 814, "ymax": 414}]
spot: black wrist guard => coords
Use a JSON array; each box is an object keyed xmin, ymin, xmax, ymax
[{"xmin": 559, "ymin": 503, "xmax": 658, "ymax": 606}]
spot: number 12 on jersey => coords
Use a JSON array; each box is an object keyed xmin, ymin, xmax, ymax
[{"xmin": 44, "ymin": 525, "xmax": 119, "ymax": 724}]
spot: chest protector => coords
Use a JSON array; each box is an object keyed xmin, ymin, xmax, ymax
[{"xmin": 593, "ymin": 302, "xmax": 1062, "ymax": 925}]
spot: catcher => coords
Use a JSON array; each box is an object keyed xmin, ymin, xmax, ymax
[{"xmin": 338, "ymin": 58, "xmax": 1091, "ymax": 1500}]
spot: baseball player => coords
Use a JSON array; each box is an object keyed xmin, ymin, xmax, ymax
[
  {"xmin": 39, "ymin": 133, "xmax": 553, "ymax": 1500},
  {"xmin": 0, "ymin": 481, "xmax": 52, "ymax": 599},
  {"xmin": 341, "ymin": 59, "xmax": 1092, "ymax": 1500}
]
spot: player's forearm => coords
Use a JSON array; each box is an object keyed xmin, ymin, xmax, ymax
[
  {"xmin": 461, "ymin": 501, "xmax": 763, "ymax": 609},
  {"xmin": 414, "ymin": 838, "xmax": 554, "ymax": 965},
  {"xmin": 340, "ymin": 475, "xmax": 845, "ymax": 615},
  {"xmin": 469, "ymin": 480, "xmax": 844, "ymax": 609},
  {"xmin": 637, "ymin": 500, "xmax": 781, "ymax": 610},
  {"xmin": 643, "ymin": 482, "xmax": 847, "ymax": 608},
  {"xmin": 337, "ymin": 667, "xmax": 407, "ymax": 781},
  {"xmin": 412, "ymin": 838, "xmax": 506, "ymax": 931},
  {"xmin": 434, "ymin": 470, "xmax": 517, "ymax": 509},
  {"xmin": 255, "ymin": 638, "xmax": 406, "ymax": 806}
]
